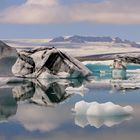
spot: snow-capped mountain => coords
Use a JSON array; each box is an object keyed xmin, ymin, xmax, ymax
[
  {"xmin": 50, "ymin": 35, "xmax": 113, "ymax": 43},
  {"xmin": 3, "ymin": 36, "xmax": 140, "ymax": 58},
  {"xmin": 49, "ymin": 35, "xmax": 139, "ymax": 46}
]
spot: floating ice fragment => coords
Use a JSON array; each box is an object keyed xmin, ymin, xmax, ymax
[
  {"xmin": 73, "ymin": 101, "xmax": 133, "ymax": 116},
  {"xmin": 73, "ymin": 101, "xmax": 133, "ymax": 128},
  {"xmin": 66, "ymin": 85, "xmax": 89, "ymax": 97},
  {"xmin": 111, "ymin": 78, "xmax": 140, "ymax": 90}
]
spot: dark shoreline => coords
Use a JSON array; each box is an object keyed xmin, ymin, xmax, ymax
[{"xmin": 76, "ymin": 51, "xmax": 140, "ymax": 61}]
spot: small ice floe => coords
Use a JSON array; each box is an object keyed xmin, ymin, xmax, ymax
[
  {"xmin": 66, "ymin": 85, "xmax": 89, "ymax": 97},
  {"xmin": 72, "ymin": 101, "xmax": 133, "ymax": 128},
  {"xmin": 111, "ymin": 78, "xmax": 140, "ymax": 90},
  {"xmin": 73, "ymin": 101, "xmax": 133, "ymax": 116},
  {"xmin": 111, "ymin": 68, "xmax": 140, "ymax": 90}
]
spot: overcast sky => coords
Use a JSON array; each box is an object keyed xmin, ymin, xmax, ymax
[{"xmin": 0, "ymin": 0, "xmax": 140, "ymax": 41}]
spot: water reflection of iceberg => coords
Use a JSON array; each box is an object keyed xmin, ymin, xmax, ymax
[
  {"xmin": 75, "ymin": 114, "xmax": 132, "ymax": 128},
  {"xmin": 0, "ymin": 78, "xmax": 88, "ymax": 122},
  {"xmin": 111, "ymin": 79, "xmax": 140, "ymax": 90},
  {"xmin": 12, "ymin": 78, "xmax": 88, "ymax": 106},
  {"xmin": 73, "ymin": 101, "xmax": 133, "ymax": 128},
  {"xmin": 0, "ymin": 92, "xmax": 17, "ymax": 122}
]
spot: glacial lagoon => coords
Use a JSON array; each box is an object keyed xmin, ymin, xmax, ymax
[{"xmin": 0, "ymin": 62, "xmax": 140, "ymax": 140}]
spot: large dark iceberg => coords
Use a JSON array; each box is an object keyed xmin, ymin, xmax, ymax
[
  {"xmin": 0, "ymin": 40, "xmax": 17, "ymax": 76},
  {"xmin": 0, "ymin": 40, "xmax": 17, "ymax": 58},
  {"xmin": 12, "ymin": 47, "xmax": 92, "ymax": 78}
]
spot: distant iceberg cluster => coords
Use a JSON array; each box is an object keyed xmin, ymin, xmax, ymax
[
  {"xmin": 72, "ymin": 101, "xmax": 133, "ymax": 128},
  {"xmin": 82, "ymin": 60, "xmax": 113, "ymax": 66}
]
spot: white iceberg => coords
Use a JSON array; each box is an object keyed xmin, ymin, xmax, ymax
[
  {"xmin": 73, "ymin": 101, "xmax": 133, "ymax": 116},
  {"xmin": 87, "ymin": 102, "xmax": 133, "ymax": 116},
  {"xmin": 66, "ymin": 85, "xmax": 89, "ymax": 97},
  {"xmin": 73, "ymin": 101, "xmax": 133, "ymax": 128}
]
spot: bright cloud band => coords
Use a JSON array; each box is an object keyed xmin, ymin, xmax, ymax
[{"xmin": 0, "ymin": 0, "xmax": 139, "ymax": 24}]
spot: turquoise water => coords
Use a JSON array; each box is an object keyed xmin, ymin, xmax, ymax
[
  {"xmin": 85, "ymin": 63, "xmax": 112, "ymax": 79},
  {"xmin": 86, "ymin": 63, "xmax": 140, "ymax": 80}
]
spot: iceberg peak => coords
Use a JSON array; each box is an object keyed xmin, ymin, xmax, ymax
[{"xmin": 12, "ymin": 47, "xmax": 92, "ymax": 79}]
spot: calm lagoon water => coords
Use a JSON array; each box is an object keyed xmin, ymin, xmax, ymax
[{"xmin": 0, "ymin": 63, "xmax": 140, "ymax": 140}]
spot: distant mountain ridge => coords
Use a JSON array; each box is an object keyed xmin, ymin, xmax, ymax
[{"xmin": 49, "ymin": 35, "xmax": 139, "ymax": 45}]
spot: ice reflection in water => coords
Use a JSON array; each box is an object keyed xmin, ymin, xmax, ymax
[
  {"xmin": 75, "ymin": 114, "xmax": 132, "ymax": 128},
  {"xmin": 0, "ymin": 91, "xmax": 17, "ymax": 122},
  {"xmin": 0, "ymin": 78, "xmax": 87, "ymax": 124},
  {"xmin": 12, "ymin": 78, "xmax": 88, "ymax": 106},
  {"xmin": 0, "ymin": 77, "xmax": 136, "ymax": 133}
]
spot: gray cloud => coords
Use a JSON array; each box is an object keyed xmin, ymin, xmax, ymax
[
  {"xmin": 12, "ymin": 103, "xmax": 71, "ymax": 132},
  {"xmin": 0, "ymin": 0, "xmax": 140, "ymax": 24}
]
